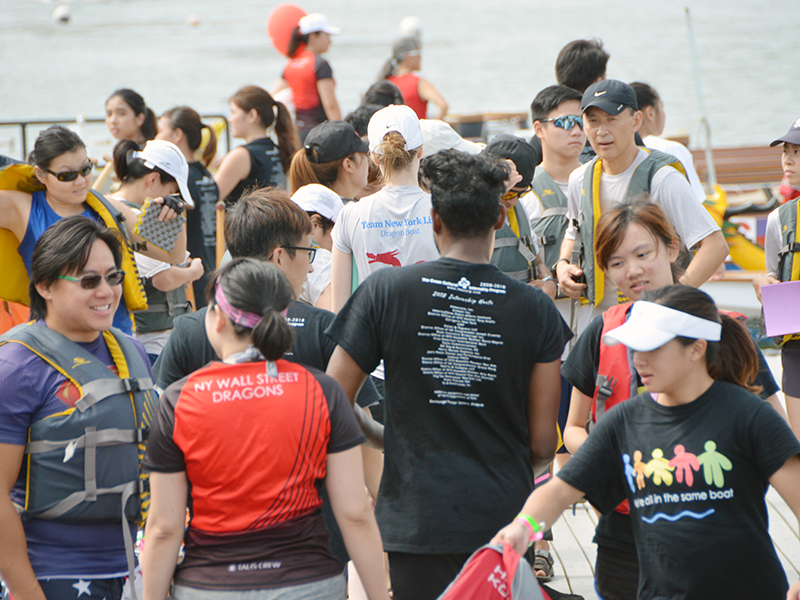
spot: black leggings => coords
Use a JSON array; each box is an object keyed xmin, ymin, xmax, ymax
[{"xmin": 594, "ymin": 545, "xmax": 639, "ymax": 600}]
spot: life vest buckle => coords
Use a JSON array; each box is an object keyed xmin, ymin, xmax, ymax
[{"xmin": 122, "ymin": 378, "xmax": 140, "ymax": 393}]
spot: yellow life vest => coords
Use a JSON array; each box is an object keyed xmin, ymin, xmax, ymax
[{"xmin": 0, "ymin": 163, "xmax": 148, "ymax": 311}]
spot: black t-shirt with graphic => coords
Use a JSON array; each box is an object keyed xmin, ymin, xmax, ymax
[
  {"xmin": 327, "ymin": 257, "xmax": 571, "ymax": 553},
  {"xmin": 186, "ymin": 162, "xmax": 219, "ymax": 307},
  {"xmin": 558, "ymin": 381, "xmax": 800, "ymax": 600}
]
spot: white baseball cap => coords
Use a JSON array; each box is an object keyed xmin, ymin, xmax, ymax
[
  {"xmin": 603, "ymin": 301, "xmax": 722, "ymax": 352},
  {"xmin": 420, "ymin": 119, "xmax": 484, "ymax": 156},
  {"xmin": 132, "ymin": 140, "xmax": 194, "ymax": 208},
  {"xmin": 291, "ymin": 183, "xmax": 344, "ymax": 223},
  {"xmin": 298, "ymin": 13, "xmax": 340, "ymax": 36},
  {"xmin": 368, "ymin": 104, "xmax": 424, "ymax": 154}
]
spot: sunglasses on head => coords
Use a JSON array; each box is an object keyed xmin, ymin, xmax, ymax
[
  {"xmin": 539, "ymin": 115, "xmax": 583, "ymax": 131},
  {"xmin": 43, "ymin": 162, "xmax": 94, "ymax": 182},
  {"xmin": 58, "ymin": 270, "xmax": 126, "ymax": 289}
]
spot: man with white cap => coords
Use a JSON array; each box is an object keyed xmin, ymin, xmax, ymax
[
  {"xmin": 292, "ymin": 183, "xmax": 344, "ymax": 310},
  {"xmin": 275, "ymin": 12, "xmax": 342, "ymax": 139}
]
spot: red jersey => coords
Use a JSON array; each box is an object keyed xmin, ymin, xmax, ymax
[{"xmin": 389, "ymin": 72, "xmax": 427, "ymax": 119}]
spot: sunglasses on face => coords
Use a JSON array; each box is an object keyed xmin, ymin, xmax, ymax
[
  {"xmin": 42, "ymin": 162, "xmax": 94, "ymax": 182},
  {"xmin": 283, "ymin": 246, "xmax": 317, "ymax": 264},
  {"xmin": 58, "ymin": 269, "xmax": 126, "ymax": 289},
  {"xmin": 501, "ymin": 185, "xmax": 532, "ymax": 201},
  {"xmin": 539, "ymin": 115, "xmax": 583, "ymax": 131}
]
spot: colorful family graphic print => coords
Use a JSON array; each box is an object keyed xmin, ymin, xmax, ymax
[{"xmin": 622, "ymin": 440, "xmax": 734, "ymax": 525}]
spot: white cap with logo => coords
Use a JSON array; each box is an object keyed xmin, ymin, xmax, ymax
[
  {"xmin": 298, "ymin": 13, "xmax": 341, "ymax": 36},
  {"xmin": 291, "ymin": 183, "xmax": 344, "ymax": 223},
  {"xmin": 368, "ymin": 104, "xmax": 424, "ymax": 154},
  {"xmin": 132, "ymin": 140, "xmax": 194, "ymax": 208}
]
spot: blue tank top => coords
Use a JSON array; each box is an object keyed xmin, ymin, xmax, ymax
[{"xmin": 17, "ymin": 191, "xmax": 133, "ymax": 334}]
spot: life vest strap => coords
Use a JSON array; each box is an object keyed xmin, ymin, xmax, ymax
[
  {"xmin": 779, "ymin": 242, "xmax": 800, "ymax": 256},
  {"xmin": 541, "ymin": 207, "xmax": 569, "ymax": 218},
  {"xmin": 25, "ymin": 427, "xmax": 139, "ymax": 455},
  {"xmin": 76, "ymin": 377, "xmax": 153, "ymax": 412},
  {"xmin": 594, "ymin": 374, "xmax": 617, "ymax": 421}
]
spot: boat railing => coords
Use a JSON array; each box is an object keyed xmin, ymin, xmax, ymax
[{"xmin": 0, "ymin": 115, "xmax": 231, "ymax": 163}]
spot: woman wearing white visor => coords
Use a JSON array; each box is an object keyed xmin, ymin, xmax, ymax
[{"xmin": 492, "ymin": 284, "xmax": 800, "ymax": 600}]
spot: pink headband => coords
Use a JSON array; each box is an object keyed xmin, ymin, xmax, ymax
[{"xmin": 215, "ymin": 283, "xmax": 262, "ymax": 329}]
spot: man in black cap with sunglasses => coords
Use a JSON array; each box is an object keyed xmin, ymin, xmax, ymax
[
  {"xmin": 480, "ymin": 135, "xmax": 557, "ymax": 299},
  {"xmin": 554, "ymin": 79, "xmax": 727, "ymax": 328}
]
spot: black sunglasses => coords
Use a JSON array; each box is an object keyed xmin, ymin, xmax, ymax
[
  {"xmin": 58, "ymin": 270, "xmax": 126, "ymax": 289},
  {"xmin": 282, "ymin": 246, "xmax": 317, "ymax": 264},
  {"xmin": 539, "ymin": 115, "xmax": 583, "ymax": 131},
  {"xmin": 43, "ymin": 162, "xmax": 93, "ymax": 182}
]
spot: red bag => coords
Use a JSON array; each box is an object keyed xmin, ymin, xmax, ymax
[{"xmin": 437, "ymin": 543, "xmax": 551, "ymax": 600}]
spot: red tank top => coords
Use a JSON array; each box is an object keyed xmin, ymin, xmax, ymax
[
  {"xmin": 389, "ymin": 72, "xmax": 427, "ymax": 119},
  {"xmin": 283, "ymin": 49, "xmax": 333, "ymax": 111}
]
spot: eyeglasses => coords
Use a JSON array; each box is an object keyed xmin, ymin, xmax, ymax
[
  {"xmin": 539, "ymin": 115, "xmax": 583, "ymax": 131},
  {"xmin": 42, "ymin": 162, "xmax": 94, "ymax": 182},
  {"xmin": 58, "ymin": 270, "xmax": 126, "ymax": 289},
  {"xmin": 283, "ymin": 246, "xmax": 317, "ymax": 264},
  {"xmin": 501, "ymin": 185, "xmax": 532, "ymax": 201}
]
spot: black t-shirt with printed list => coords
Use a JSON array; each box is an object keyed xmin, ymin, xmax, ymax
[
  {"xmin": 557, "ymin": 381, "xmax": 800, "ymax": 600},
  {"xmin": 326, "ymin": 257, "xmax": 572, "ymax": 553}
]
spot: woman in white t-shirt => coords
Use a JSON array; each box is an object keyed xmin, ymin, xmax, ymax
[{"xmin": 331, "ymin": 105, "xmax": 438, "ymax": 311}]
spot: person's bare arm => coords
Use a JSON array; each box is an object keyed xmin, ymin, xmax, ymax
[
  {"xmin": 325, "ymin": 448, "xmax": 390, "ymax": 600},
  {"xmin": 0, "ymin": 443, "xmax": 46, "ymax": 600},
  {"xmin": 141, "ymin": 472, "xmax": 189, "ymax": 600},
  {"xmin": 677, "ymin": 230, "xmax": 728, "ymax": 287},
  {"xmin": 563, "ymin": 387, "xmax": 593, "ymax": 455},
  {"xmin": 769, "ymin": 454, "xmax": 800, "ymax": 600},
  {"xmin": 330, "ymin": 248, "xmax": 353, "ymax": 313},
  {"xmin": 490, "ymin": 477, "xmax": 584, "ymax": 555},
  {"xmin": 314, "ymin": 282, "xmax": 332, "ymax": 311},
  {"xmin": 317, "ymin": 79, "xmax": 342, "ymax": 121},
  {"xmin": 417, "ymin": 78, "xmax": 448, "ymax": 120},
  {"xmin": 326, "ymin": 346, "xmax": 384, "ymax": 449},
  {"xmin": 528, "ymin": 360, "xmax": 561, "ymax": 474},
  {"xmin": 213, "ymin": 146, "xmax": 252, "ymax": 203},
  {"xmin": 0, "ymin": 190, "xmax": 32, "ymax": 241},
  {"xmin": 150, "ymin": 258, "xmax": 204, "ymax": 292}
]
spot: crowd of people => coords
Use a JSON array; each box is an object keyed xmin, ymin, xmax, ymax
[{"xmin": 1, "ymin": 27, "xmax": 800, "ymax": 600}]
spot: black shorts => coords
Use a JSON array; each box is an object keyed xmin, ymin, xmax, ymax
[{"xmin": 782, "ymin": 339, "xmax": 800, "ymax": 397}]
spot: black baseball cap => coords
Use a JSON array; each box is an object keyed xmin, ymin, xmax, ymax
[
  {"xmin": 770, "ymin": 118, "xmax": 800, "ymax": 147},
  {"xmin": 304, "ymin": 121, "xmax": 369, "ymax": 163},
  {"xmin": 582, "ymin": 79, "xmax": 638, "ymax": 115},
  {"xmin": 481, "ymin": 134, "xmax": 538, "ymax": 188}
]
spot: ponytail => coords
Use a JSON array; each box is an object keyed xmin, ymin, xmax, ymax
[
  {"xmin": 230, "ymin": 86, "xmax": 300, "ymax": 172},
  {"xmin": 274, "ymin": 100, "xmax": 300, "ymax": 172},
  {"xmin": 707, "ymin": 313, "xmax": 761, "ymax": 393},
  {"xmin": 644, "ymin": 285, "xmax": 760, "ymax": 392},
  {"xmin": 374, "ymin": 131, "xmax": 418, "ymax": 181},
  {"xmin": 378, "ymin": 57, "xmax": 398, "ymax": 80},
  {"xmin": 141, "ymin": 106, "xmax": 157, "ymax": 142},
  {"xmin": 287, "ymin": 26, "xmax": 309, "ymax": 58},
  {"xmin": 112, "ymin": 139, "xmax": 142, "ymax": 182},
  {"xmin": 206, "ymin": 258, "xmax": 294, "ymax": 360},
  {"xmin": 287, "ymin": 147, "xmax": 343, "ymax": 192},
  {"xmin": 162, "ymin": 106, "xmax": 218, "ymax": 167}
]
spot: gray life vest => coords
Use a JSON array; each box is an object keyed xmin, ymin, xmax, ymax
[
  {"xmin": 0, "ymin": 323, "xmax": 157, "ymax": 598},
  {"xmin": 491, "ymin": 202, "xmax": 538, "ymax": 282},
  {"xmin": 577, "ymin": 149, "xmax": 686, "ymax": 306},
  {"xmin": 531, "ymin": 169, "xmax": 569, "ymax": 271},
  {"xmin": 122, "ymin": 201, "xmax": 193, "ymax": 333}
]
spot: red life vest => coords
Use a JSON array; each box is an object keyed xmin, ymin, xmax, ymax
[
  {"xmin": 388, "ymin": 73, "xmax": 427, "ymax": 119},
  {"xmin": 592, "ymin": 302, "xmax": 637, "ymax": 423}
]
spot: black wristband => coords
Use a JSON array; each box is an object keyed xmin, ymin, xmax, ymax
[{"xmin": 163, "ymin": 193, "xmax": 185, "ymax": 215}]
